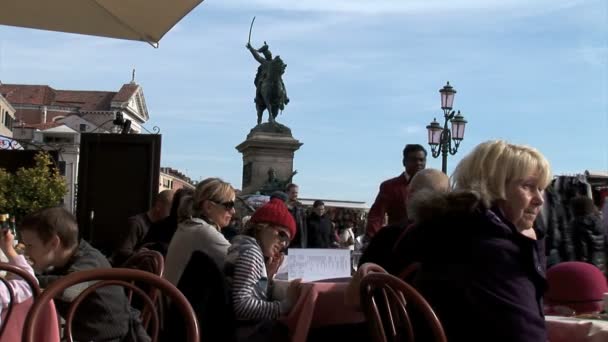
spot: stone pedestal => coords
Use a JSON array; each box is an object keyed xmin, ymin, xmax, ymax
[{"xmin": 236, "ymin": 122, "xmax": 303, "ymax": 195}]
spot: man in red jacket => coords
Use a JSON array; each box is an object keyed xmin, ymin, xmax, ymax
[{"xmin": 365, "ymin": 144, "xmax": 427, "ymax": 237}]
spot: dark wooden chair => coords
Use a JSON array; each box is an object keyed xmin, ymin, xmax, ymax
[
  {"xmin": 360, "ymin": 272, "xmax": 447, "ymax": 342},
  {"xmin": 120, "ymin": 249, "xmax": 165, "ymax": 329},
  {"xmin": 397, "ymin": 262, "xmax": 420, "ymax": 284},
  {"xmin": 22, "ymin": 268, "xmax": 199, "ymax": 342},
  {"xmin": 164, "ymin": 250, "xmax": 236, "ymax": 342},
  {"xmin": 0, "ymin": 262, "xmax": 41, "ymax": 339}
]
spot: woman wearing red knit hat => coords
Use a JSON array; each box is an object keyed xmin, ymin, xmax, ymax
[{"xmin": 224, "ymin": 197, "xmax": 302, "ymax": 342}]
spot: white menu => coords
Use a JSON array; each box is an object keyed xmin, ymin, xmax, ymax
[{"xmin": 287, "ymin": 248, "xmax": 351, "ymax": 282}]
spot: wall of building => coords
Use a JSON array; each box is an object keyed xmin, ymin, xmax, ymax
[
  {"xmin": 0, "ymin": 96, "xmax": 16, "ymax": 137},
  {"xmin": 159, "ymin": 172, "xmax": 195, "ymax": 192}
]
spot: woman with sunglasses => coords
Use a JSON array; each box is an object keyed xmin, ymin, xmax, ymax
[
  {"xmin": 225, "ymin": 197, "xmax": 302, "ymax": 342},
  {"xmin": 164, "ymin": 177, "xmax": 236, "ymax": 286}
]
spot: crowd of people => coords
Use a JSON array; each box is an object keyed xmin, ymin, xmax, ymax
[{"xmin": 0, "ymin": 139, "xmax": 607, "ymax": 341}]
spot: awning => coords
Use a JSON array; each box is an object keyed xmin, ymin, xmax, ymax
[{"xmin": 0, "ymin": 0, "xmax": 204, "ymax": 47}]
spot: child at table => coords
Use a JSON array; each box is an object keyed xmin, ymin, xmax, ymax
[
  {"xmin": 224, "ymin": 198, "xmax": 302, "ymax": 342},
  {"xmin": 0, "ymin": 228, "xmax": 36, "ymax": 322},
  {"xmin": 18, "ymin": 207, "xmax": 150, "ymax": 342}
]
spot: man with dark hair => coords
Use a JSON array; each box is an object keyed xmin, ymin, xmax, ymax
[
  {"xmin": 19, "ymin": 207, "xmax": 149, "ymax": 342},
  {"xmin": 285, "ymin": 183, "xmax": 307, "ymax": 248},
  {"xmin": 307, "ymin": 200, "xmax": 334, "ymax": 248},
  {"xmin": 366, "ymin": 144, "xmax": 427, "ymax": 237},
  {"xmin": 111, "ymin": 189, "xmax": 174, "ymax": 265}
]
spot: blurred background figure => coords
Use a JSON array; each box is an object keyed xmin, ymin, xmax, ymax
[{"xmin": 569, "ymin": 196, "xmax": 607, "ymax": 272}]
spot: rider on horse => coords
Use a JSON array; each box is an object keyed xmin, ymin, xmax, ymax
[{"xmin": 247, "ymin": 42, "xmax": 289, "ymax": 125}]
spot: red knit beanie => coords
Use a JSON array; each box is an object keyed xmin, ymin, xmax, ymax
[
  {"xmin": 249, "ymin": 198, "xmax": 296, "ymax": 239},
  {"xmin": 545, "ymin": 261, "xmax": 608, "ymax": 314}
]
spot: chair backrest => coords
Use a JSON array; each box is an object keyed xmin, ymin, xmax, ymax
[
  {"xmin": 22, "ymin": 268, "xmax": 199, "ymax": 342},
  {"xmin": 0, "ymin": 262, "xmax": 41, "ymax": 338},
  {"xmin": 397, "ymin": 262, "xmax": 420, "ymax": 283},
  {"xmin": 121, "ymin": 249, "xmax": 164, "ymax": 277},
  {"xmin": 360, "ymin": 272, "xmax": 447, "ymax": 342},
  {"xmin": 121, "ymin": 249, "xmax": 165, "ymax": 329},
  {"xmin": 165, "ymin": 250, "xmax": 236, "ymax": 342}
]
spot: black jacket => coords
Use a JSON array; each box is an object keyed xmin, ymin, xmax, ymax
[
  {"xmin": 165, "ymin": 251, "xmax": 236, "ymax": 342},
  {"xmin": 358, "ymin": 221, "xmax": 409, "ymax": 274},
  {"xmin": 306, "ymin": 213, "xmax": 333, "ymax": 248},
  {"xmin": 288, "ymin": 203, "xmax": 308, "ymax": 248},
  {"xmin": 571, "ymin": 214, "xmax": 607, "ymax": 272},
  {"xmin": 535, "ymin": 186, "xmax": 573, "ymax": 268}
]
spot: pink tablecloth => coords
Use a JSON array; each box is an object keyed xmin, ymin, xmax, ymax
[
  {"xmin": 0, "ymin": 298, "xmax": 61, "ymax": 342},
  {"xmin": 284, "ymin": 282, "xmax": 365, "ymax": 342},
  {"xmin": 546, "ymin": 316, "xmax": 608, "ymax": 342}
]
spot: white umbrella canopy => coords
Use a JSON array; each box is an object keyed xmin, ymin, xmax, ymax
[{"xmin": 0, "ymin": 0, "xmax": 204, "ymax": 47}]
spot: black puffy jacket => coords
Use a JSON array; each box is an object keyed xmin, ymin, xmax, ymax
[{"xmin": 570, "ymin": 214, "xmax": 607, "ymax": 272}]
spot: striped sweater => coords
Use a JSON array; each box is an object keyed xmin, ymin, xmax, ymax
[{"xmin": 224, "ymin": 235, "xmax": 291, "ymax": 321}]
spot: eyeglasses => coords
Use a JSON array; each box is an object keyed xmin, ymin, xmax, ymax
[
  {"xmin": 211, "ymin": 200, "xmax": 235, "ymax": 211},
  {"xmin": 274, "ymin": 229, "xmax": 291, "ymax": 247}
]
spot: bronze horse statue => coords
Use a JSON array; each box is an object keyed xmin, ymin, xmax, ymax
[
  {"xmin": 255, "ymin": 56, "xmax": 289, "ymax": 125},
  {"xmin": 247, "ymin": 18, "xmax": 290, "ymax": 125}
]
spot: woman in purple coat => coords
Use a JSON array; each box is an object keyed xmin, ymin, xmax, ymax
[{"xmin": 403, "ymin": 140, "xmax": 552, "ymax": 342}]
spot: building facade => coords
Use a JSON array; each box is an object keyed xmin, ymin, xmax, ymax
[
  {"xmin": 0, "ymin": 80, "xmax": 150, "ymax": 213},
  {"xmin": 159, "ymin": 167, "xmax": 196, "ymax": 191},
  {"xmin": 0, "ymin": 94, "xmax": 16, "ymax": 137},
  {"xmin": 0, "ymin": 81, "xmax": 149, "ymax": 134}
]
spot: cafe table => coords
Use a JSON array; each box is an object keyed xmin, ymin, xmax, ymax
[
  {"xmin": 283, "ymin": 278, "xmax": 365, "ymax": 342},
  {"xmin": 546, "ymin": 315, "xmax": 608, "ymax": 342}
]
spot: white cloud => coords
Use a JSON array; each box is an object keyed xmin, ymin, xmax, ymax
[
  {"xmin": 579, "ymin": 46, "xmax": 608, "ymax": 67},
  {"xmin": 401, "ymin": 124, "xmax": 425, "ymax": 135}
]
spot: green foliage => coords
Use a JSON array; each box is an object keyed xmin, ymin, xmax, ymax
[
  {"xmin": 0, "ymin": 152, "xmax": 68, "ymax": 221},
  {"xmin": 0, "ymin": 168, "xmax": 10, "ymax": 211}
]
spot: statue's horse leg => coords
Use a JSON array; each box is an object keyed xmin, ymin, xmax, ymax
[
  {"xmin": 256, "ymin": 104, "xmax": 264, "ymax": 125},
  {"xmin": 263, "ymin": 91, "xmax": 275, "ymax": 123},
  {"xmin": 267, "ymin": 104, "xmax": 275, "ymax": 123},
  {"xmin": 255, "ymin": 92, "xmax": 264, "ymax": 125}
]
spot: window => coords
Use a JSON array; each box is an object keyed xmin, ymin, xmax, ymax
[
  {"xmin": 43, "ymin": 136, "xmax": 72, "ymax": 144},
  {"xmin": 79, "ymin": 123, "xmax": 88, "ymax": 132},
  {"xmin": 58, "ymin": 161, "xmax": 67, "ymax": 176},
  {"xmin": 3, "ymin": 111, "xmax": 13, "ymax": 130}
]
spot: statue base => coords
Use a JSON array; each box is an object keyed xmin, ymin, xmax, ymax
[{"xmin": 236, "ymin": 122, "xmax": 303, "ymax": 195}]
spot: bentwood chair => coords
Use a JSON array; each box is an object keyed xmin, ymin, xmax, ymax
[
  {"xmin": 121, "ymin": 249, "xmax": 165, "ymax": 329},
  {"xmin": 360, "ymin": 272, "xmax": 447, "ymax": 342},
  {"xmin": 397, "ymin": 262, "xmax": 421, "ymax": 284},
  {"xmin": 22, "ymin": 268, "xmax": 199, "ymax": 342},
  {"xmin": 0, "ymin": 262, "xmax": 41, "ymax": 339}
]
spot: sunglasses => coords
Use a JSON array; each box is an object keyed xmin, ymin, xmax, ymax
[
  {"xmin": 212, "ymin": 200, "xmax": 235, "ymax": 210},
  {"xmin": 274, "ymin": 229, "xmax": 291, "ymax": 246}
]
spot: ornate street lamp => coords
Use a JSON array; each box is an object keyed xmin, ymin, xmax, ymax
[{"xmin": 426, "ymin": 82, "xmax": 468, "ymax": 173}]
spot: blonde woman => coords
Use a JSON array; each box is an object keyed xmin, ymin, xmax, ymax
[
  {"xmin": 164, "ymin": 177, "xmax": 236, "ymax": 286},
  {"xmin": 403, "ymin": 140, "xmax": 551, "ymax": 342}
]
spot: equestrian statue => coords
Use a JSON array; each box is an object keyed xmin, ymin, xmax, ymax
[{"xmin": 246, "ymin": 17, "xmax": 290, "ymax": 125}]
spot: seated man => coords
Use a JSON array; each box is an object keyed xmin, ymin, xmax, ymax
[
  {"xmin": 358, "ymin": 168, "xmax": 450, "ymax": 274},
  {"xmin": 111, "ymin": 190, "xmax": 174, "ymax": 266},
  {"xmin": 19, "ymin": 207, "xmax": 149, "ymax": 342},
  {"xmin": 346, "ymin": 169, "xmax": 450, "ymax": 310}
]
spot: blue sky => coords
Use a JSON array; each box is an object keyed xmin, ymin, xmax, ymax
[{"xmin": 0, "ymin": 0, "xmax": 606, "ymax": 205}]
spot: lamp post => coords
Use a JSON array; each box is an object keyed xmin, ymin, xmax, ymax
[{"xmin": 426, "ymin": 81, "xmax": 468, "ymax": 174}]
